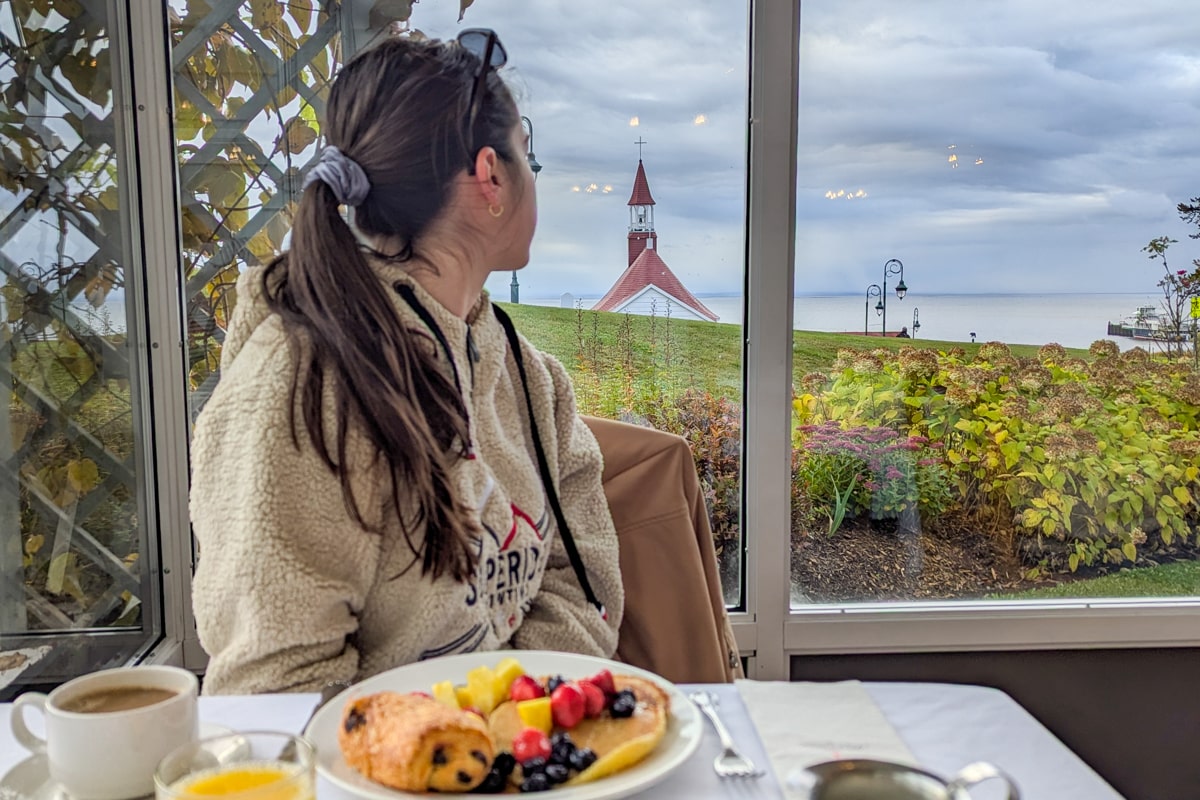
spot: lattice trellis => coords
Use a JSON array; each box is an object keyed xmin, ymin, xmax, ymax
[
  {"xmin": 171, "ymin": 0, "xmax": 396, "ymax": 415},
  {"xmin": 0, "ymin": 0, "xmax": 143, "ymax": 635}
]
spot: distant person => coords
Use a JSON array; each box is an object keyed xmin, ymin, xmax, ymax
[
  {"xmin": 970, "ymin": 331, "xmax": 977, "ymax": 343},
  {"xmin": 896, "ymin": 326, "xmax": 910, "ymax": 338}
]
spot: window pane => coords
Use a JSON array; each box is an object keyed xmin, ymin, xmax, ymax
[
  {"xmin": 428, "ymin": 3, "xmax": 751, "ymax": 607},
  {"xmin": 172, "ymin": 2, "xmax": 750, "ymax": 608},
  {"xmin": 791, "ymin": 1, "xmax": 1200, "ymax": 605},
  {"xmin": 0, "ymin": 0, "xmax": 159, "ymax": 689}
]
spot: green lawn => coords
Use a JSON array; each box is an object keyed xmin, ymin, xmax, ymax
[
  {"xmin": 993, "ymin": 561, "xmax": 1200, "ymax": 599},
  {"xmin": 497, "ymin": 301, "xmax": 1073, "ymax": 402}
]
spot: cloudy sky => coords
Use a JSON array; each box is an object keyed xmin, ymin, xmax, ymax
[{"xmin": 411, "ymin": 0, "xmax": 1200, "ymax": 300}]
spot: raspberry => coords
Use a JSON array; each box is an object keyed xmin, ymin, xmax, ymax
[
  {"xmin": 588, "ymin": 669, "xmax": 616, "ymax": 696},
  {"xmin": 511, "ymin": 728, "xmax": 551, "ymax": 765},
  {"xmin": 550, "ymin": 683, "xmax": 586, "ymax": 729},
  {"xmin": 577, "ymin": 680, "xmax": 606, "ymax": 718},
  {"xmin": 509, "ymin": 675, "xmax": 545, "ymax": 703}
]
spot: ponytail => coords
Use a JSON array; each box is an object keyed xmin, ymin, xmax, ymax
[{"xmin": 263, "ymin": 180, "xmax": 479, "ymax": 581}]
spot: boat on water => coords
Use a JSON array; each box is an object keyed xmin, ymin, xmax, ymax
[{"xmin": 1106, "ymin": 305, "xmax": 1188, "ymax": 341}]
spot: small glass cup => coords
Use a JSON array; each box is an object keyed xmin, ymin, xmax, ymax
[{"xmin": 155, "ymin": 731, "xmax": 316, "ymax": 800}]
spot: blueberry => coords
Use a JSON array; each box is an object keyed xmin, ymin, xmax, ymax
[
  {"xmin": 550, "ymin": 731, "xmax": 574, "ymax": 748},
  {"xmin": 520, "ymin": 772, "xmax": 551, "ymax": 792},
  {"xmin": 521, "ymin": 757, "xmax": 547, "ymax": 776},
  {"xmin": 544, "ymin": 764, "xmax": 570, "ymax": 785},
  {"xmin": 471, "ymin": 770, "xmax": 507, "ymax": 794},
  {"xmin": 550, "ymin": 740, "xmax": 575, "ymax": 766},
  {"xmin": 546, "ymin": 675, "xmax": 566, "ymax": 694},
  {"xmin": 568, "ymin": 747, "xmax": 597, "ymax": 772},
  {"xmin": 492, "ymin": 752, "xmax": 517, "ymax": 777},
  {"xmin": 609, "ymin": 692, "xmax": 636, "ymax": 718}
]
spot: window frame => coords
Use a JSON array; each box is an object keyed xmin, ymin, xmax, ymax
[{"xmin": 110, "ymin": 0, "xmax": 1200, "ymax": 682}]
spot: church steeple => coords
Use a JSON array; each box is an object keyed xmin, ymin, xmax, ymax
[{"xmin": 627, "ymin": 139, "xmax": 658, "ymax": 266}]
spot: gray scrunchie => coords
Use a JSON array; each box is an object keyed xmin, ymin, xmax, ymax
[{"xmin": 302, "ymin": 146, "xmax": 370, "ymax": 207}]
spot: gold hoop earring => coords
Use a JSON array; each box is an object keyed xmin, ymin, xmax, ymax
[{"xmin": 488, "ymin": 203, "xmax": 504, "ymax": 218}]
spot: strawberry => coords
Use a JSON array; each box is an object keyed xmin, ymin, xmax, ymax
[
  {"xmin": 588, "ymin": 669, "xmax": 616, "ymax": 696},
  {"xmin": 577, "ymin": 680, "xmax": 606, "ymax": 719},
  {"xmin": 509, "ymin": 675, "xmax": 546, "ymax": 703},
  {"xmin": 512, "ymin": 727, "xmax": 552, "ymax": 765},
  {"xmin": 550, "ymin": 683, "xmax": 586, "ymax": 729}
]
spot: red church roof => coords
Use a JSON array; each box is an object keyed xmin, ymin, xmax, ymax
[
  {"xmin": 593, "ymin": 247, "xmax": 718, "ymax": 321},
  {"xmin": 627, "ymin": 160, "xmax": 656, "ymax": 206}
]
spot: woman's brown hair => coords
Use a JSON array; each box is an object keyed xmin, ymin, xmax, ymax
[{"xmin": 262, "ymin": 36, "xmax": 520, "ymax": 581}]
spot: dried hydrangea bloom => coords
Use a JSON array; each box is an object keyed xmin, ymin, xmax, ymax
[
  {"xmin": 1037, "ymin": 343, "xmax": 1068, "ymax": 363},
  {"xmin": 976, "ymin": 341, "xmax": 1012, "ymax": 362}
]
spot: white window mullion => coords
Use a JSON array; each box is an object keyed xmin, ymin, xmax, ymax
[
  {"xmin": 123, "ymin": 0, "xmax": 195, "ymax": 667},
  {"xmin": 740, "ymin": 0, "xmax": 802, "ymax": 681}
]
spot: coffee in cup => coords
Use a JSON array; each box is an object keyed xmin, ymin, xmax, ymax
[
  {"xmin": 10, "ymin": 665, "xmax": 199, "ymax": 800},
  {"xmin": 59, "ymin": 685, "xmax": 181, "ymax": 714}
]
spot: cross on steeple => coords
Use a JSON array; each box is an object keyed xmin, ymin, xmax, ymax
[{"xmin": 635, "ymin": 137, "xmax": 647, "ymax": 159}]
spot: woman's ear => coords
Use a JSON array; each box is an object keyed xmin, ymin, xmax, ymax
[{"xmin": 472, "ymin": 146, "xmax": 502, "ymax": 206}]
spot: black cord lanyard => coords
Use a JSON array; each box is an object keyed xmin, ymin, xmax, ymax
[{"xmin": 492, "ymin": 304, "xmax": 606, "ymax": 618}]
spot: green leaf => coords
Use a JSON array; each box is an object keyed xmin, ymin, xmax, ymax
[
  {"xmin": 1122, "ymin": 542, "xmax": 1137, "ymax": 562},
  {"xmin": 1068, "ymin": 553, "xmax": 1079, "ymax": 572}
]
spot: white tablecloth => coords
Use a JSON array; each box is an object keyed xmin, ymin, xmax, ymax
[{"xmin": 0, "ymin": 682, "xmax": 1123, "ymax": 799}]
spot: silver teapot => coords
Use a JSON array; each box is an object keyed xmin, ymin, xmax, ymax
[{"xmin": 798, "ymin": 759, "xmax": 1020, "ymax": 800}]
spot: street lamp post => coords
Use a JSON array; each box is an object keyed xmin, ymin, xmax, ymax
[
  {"xmin": 881, "ymin": 258, "xmax": 907, "ymax": 337},
  {"xmin": 864, "ymin": 284, "xmax": 883, "ymax": 336},
  {"xmin": 912, "ymin": 307, "xmax": 920, "ymax": 339},
  {"xmin": 512, "ymin": 116, "xmax": 543, "ymax": 304}
]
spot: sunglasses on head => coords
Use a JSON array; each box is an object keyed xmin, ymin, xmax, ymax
[{"xmin": 457, "ymin": 28, "xmax": 508, "ymax": 165}]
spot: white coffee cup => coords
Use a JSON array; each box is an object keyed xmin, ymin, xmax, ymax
[{"xmin": 10, "ymin": 665, "xmax": 200, "ymax": 800}]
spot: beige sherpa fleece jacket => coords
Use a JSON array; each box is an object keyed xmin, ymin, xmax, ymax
[{"xmin": 189, "ymin": 263, "xmax": 623, "ymax": 695}]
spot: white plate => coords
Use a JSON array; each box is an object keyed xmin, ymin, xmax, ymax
[
  {"xmin": 304, "ymin": 651, "xmax": 703, "ymax": 800},
  {"xmin": 0, "ymin": 724, "xmax": 233, "ymax": 800}
]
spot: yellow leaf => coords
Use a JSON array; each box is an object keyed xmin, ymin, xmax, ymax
[
  {"xmin": 1122, "ymin": 542, "xmax": 1138, "ymax": 562},
  {"xmin": 290, "ymin": 0, "xmax": 312, "ymax": 31},
  {"xmin": 994, "ymin": 430, "xmax": 1008, "ymax": 444},
  {"xmin": 1185, "ymin": 466, "xmax": 1199, "ymax": 482},
  {"xmin": 24, "ymin": 535, "xmax": 44, "ymax": 556},
  {"xmin": 67, "ymin": 458, "xmax": 100, "ymax": 493},
  {"xmin": 1174, "ymin": 486, "xmax": 1193, "ymax": 506},
  {"xmin": 47, "ymin": 552, "xmax": 73, "ymax": 595}
]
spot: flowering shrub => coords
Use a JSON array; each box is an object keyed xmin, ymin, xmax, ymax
[
  {"xmin": 797, "ymin": 342, "xmax": 1200, "ymax": 574},
  {"xmin": 792, "ymin": 421, "xmax": 955, "ymax": 534}
]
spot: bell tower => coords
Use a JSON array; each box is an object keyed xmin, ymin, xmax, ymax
[{"xmin": 627, "ymin": 138, "xmax": 657, "ymax": 266}]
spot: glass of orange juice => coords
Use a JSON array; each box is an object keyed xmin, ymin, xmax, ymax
[{"xmin": 154, "ymin": 731, "xmax": 315, "ymax": 799}]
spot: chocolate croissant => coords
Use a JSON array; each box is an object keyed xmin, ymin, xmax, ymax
[{"xmin": 338, "ymin": 691, "xmax": 495, "ymax": 792}]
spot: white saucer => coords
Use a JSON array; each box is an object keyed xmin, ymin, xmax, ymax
[{"xmin": 0, "ymin": 724, "xmax": 233, "ymax": 800}]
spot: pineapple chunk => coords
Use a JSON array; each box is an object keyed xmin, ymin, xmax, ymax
[
  {"xmin": 432, "ymin": 680, "xmax": 460, "ymax": 709},
  {"xmin": 455, "ymin": 684, "xmax": 473, "ymax": 708},
  {"xmin": 466, "ymin": 666, "xmax": 498, "ymax": 714},
  {"xmin": 492, "ymin": 657, "xmax": 525, "ymax": 701},
  {"xmin": 517, "ymin": 697, "xmax": 553, "ymax": 734}
]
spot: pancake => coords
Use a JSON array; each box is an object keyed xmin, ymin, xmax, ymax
[
  {"xmin": 338, "ymin": 691, "xmax": 495, "ymax": 792},
  {"xmin": 487, "ymin": 674, "xmax": 670, "ymax": 785}
]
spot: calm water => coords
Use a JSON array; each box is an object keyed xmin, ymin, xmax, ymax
[{"xmin": 533, "ymin": 292, "xmax": 1172, "ymax": 352}]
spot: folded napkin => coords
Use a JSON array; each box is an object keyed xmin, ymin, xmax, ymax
[{"xmin": 736, "ymin": 680, "xmax": 916, "ymax": 799}]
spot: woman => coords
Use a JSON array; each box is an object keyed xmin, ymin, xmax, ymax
[{"xmin": 189, "ymin": 31, "xmax": 623, "ymax": 694}]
